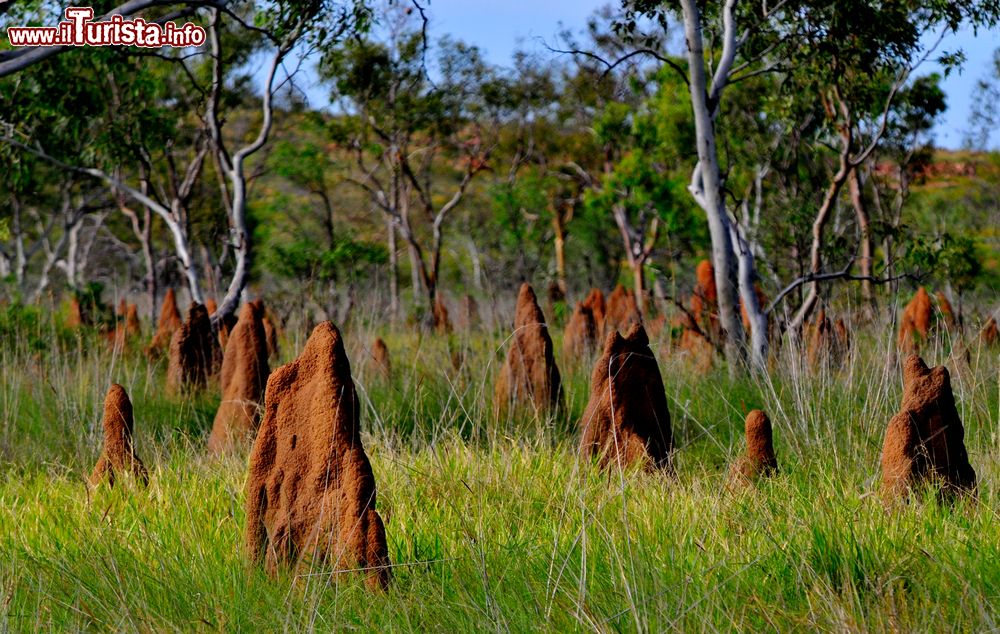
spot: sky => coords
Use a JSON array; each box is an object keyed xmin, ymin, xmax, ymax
[{"xmin": 301, "ymin": 0, "xmax": 1000, "ymax": 150}]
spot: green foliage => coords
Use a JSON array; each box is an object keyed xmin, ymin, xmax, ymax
[
  {"xmin": 267, "ymin": 237, "xmax": 386, "ymax": 283},
  {"xmin": 902, "ymin": 232, "xmax": 987, "ymax": 292}
]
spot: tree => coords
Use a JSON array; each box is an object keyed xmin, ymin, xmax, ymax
[{"xmin": 321, "ymin": 8, "xmax": 498, "ymax": 320}]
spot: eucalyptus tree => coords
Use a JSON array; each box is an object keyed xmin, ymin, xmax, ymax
[
  {"xmin": 1, "ymin": 1, "xmax": 373, "ymax": 323},
  {"xmin": 321, "ymin": 6, "xmax": 501, "ymax": 317}
]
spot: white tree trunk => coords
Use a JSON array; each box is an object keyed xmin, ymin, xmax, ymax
[{"xmin": 680, "ymin": 0, "xmax": 746, "ymax": 366}]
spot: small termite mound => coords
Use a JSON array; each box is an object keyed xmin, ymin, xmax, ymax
[
  {"xmin": 89, "ymin": 384, "xmax": 148, "ymax": 488},
  {"xmin": 727, "ymin": 410, "xmax": 778, "ymax": 488},
  {"xmin": 579, "ymin": 324, "xmax": 672, "ymax": 472},
  {"xmin": 879, "ymin": 354, "xmax": 976, "ymax": 503}
]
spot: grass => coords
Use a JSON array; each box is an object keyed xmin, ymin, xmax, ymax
[{"xmin": 0, "ymin": 309, "xmax": 998, "ymax": 631}]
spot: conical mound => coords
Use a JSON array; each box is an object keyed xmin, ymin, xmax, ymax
[
  {"xmin": 494, "ymin": 283, "xmax": 562, "ymax": 416},
  {"xmin": 582, "ymin": 288, "xmax": 606, "ymax": 336},
  {"xmin": 166, "ymin": 302, "xmax": 222, "ymax": 393},
  {"xmin": 245, "ymin": 322, "xmax": 391, "ymax": 590},
  {"xmin": 147, "ymin": 288, "xmax": 182, "ymax": 358},
  {"xmin": 89, "ymin": 384, "xmax": 148, "ymax": 488},
  {"xmin": 563, "ymin": 301, "xmax": 598, "ymax": 360},
  {"xmin": 208, "ymin": 302, "xmax": 270, "ymax": 453},
  {"xmin": 879, "ymin": 355, "xmax": 976, "ymax": 502},
  {"xmin": 898, "ymin": 287, "xmax": 933, "ymax": 353},
  {"xmin": 727, "ymin": 410, "xmax": 777, "ymax": 487},
  {"xmin": 605, "ymin": 284, "xmax": 641, "ymax": 333},
  {"xmin": 579, "ymin": 324, "xmax": 672, "ymax": 472},
  {"xmin": 936, "ymin": 291, "xmax": 956, "ymax": 331}
]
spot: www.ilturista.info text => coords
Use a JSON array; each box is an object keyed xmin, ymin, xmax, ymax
[{"xmin": 7, "ymin": 8, "xmax": 206, "ymax": 48}]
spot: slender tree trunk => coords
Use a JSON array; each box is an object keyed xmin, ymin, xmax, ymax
[
  {"xmin": 632, "ymin": 261, "xmax": 647, "ymax": 316},
  {"xmin": 790, "ymin": 120, "xmax": 852, "ymax": 334},
  {"xmin": 407, "ymin": 242, "xmax": 424, "ymax": 303},
  {"xmin": 551, "ymin": 206, "xmax": 568, "ymax": 297},
  {"xmin": 680, "ymin": 0, "xmax": 745, "ymax": 365},
  {"xmin": 386, "ymin": 216, "xmax": 399, "ymax": 318},
  {"xmin": 466, "ymin": 237, "xmax": 483, "ymax": 291},
  {"xmin": 848, "ymin": 167, "xmax": 875, "ymax": 319},
  {"xmin": 730, "ymin": 224, "xmax": 768, "ymax": 369}
]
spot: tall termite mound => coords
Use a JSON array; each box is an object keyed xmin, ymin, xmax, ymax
[
  {"xmin": 897, "ymin": 287, "xmax": 933, "ymax": 353},
  {"xmin": 494, "ymin": 283, "xmax": 562, "ymax": 416},
  {"xmin": 727, "ymin": 410, "xmax": 777, "ymax": 487},
  {"xmin": 605, "ymin": 284, "xmax": 641, "ymax": 333},
  {"xmin": 147, "ymin": 288, "xmax": 182, "ymax": 358},
  {"xmin": 89, "ymin": 384, "xmax": 148, "ymax": 488},
  {"xmin": 110, "ymin": 303, "xmax": 142, "ymax": 352},
  {"xmin": 579, "ymin": 324, "xmax": 673, "ymax": 472},
  {"xmin": 691, "ymin": 259, "xmax": 718, "ymax": 330},
  {"xmin": 563, "ymin": 301, "xmax": 598, "ymax": 360},
  {"xmin": 66, "ymin": 297, "xmax": 85, "ymax": 328},
  {"xmin": 244, "ymin": 322, "xmax": 391, "ymax": 590},
  {"xmin": 678, "ymin": 259, "xmax": 718, "ymax": 369},
  {"xmin": 806, "ymin": 308, "xmax": 849, "ymax": 367},
  {"xmin": 166, "ymin": 302, "xmax": 222, "ymax": 393},
  {"xmin": 208, "ymin": 302, "xmax": 270, "ymax": 453},
  {"xmin": 936, "ymin": 291, "xmax": 957, "ymax": 331},
  {"xmin": 582, "ymin": 288, "xmax": 606, "ymax": 335},
  {"xmin": 249, "ymin": 299, "xmax": 280, "ymax": 359},
  {"xmin": 371, "ymin": 337, "xmax": 391, "ymax": 380},
  {"xmin": 879, "ymin": 355, "xmax": 976, "ymax": 502}
]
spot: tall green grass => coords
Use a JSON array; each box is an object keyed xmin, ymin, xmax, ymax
[{"xmin": 0, "ymin": 310, "xmax": 997, "ymax": 631}]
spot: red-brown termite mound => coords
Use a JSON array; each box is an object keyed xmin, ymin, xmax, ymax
[
  {"xmin": 207, "ymin": 302, "xmax": 270, "ymax": 453},
  {"xmin": 605, "ymin": 284, "xmax": 641, "ymax": 333},
  {"xmin": 563, "ymin": 300, "xmax": 598, "ymax": 360},
  {"xmin": 244, "ymin": 321, "xmax": 391, "ymax": 590},
  {"xmin": 879, "ymin": 354, "xmax": 976, "ymax": 503},
  {"xmin": 89, "ymin": 384, "xmax": 149, "ymax": 488},
  {"xmin": 691, "ymin": 259, "xmax": 718, "ymax": 331},
  {"xmin": 678, "ymin": 259, "xmax": 718, "ymax": 371},
  {"xmin": 371, "ymin": 337, "xmax": 391, "ymax": 380},
  {"xmin": 582, "ymin": 288, "xmax": 606, "ymax": 336},
  {"xmin": 579, "ymin": 324, "xmax": 673, "ymax": 472},
  {"xmin": 166, "ymin": 302, "xmax": 222, "ymax": 393},
  {"xmin": 806, "ymin": 308, "xmax": 849, "ymax": 367},
  {"xmin": 147, "ymin": 288, "xmax": 182, "ymax": 358},
  {"xmin": 936, "ymin": 291, "xmax": 956, "ymax": 332},
  {"xmin": 494, "ymin": 283, "xmax": 563, "ymax": 417},
  {"xmin": 66, "ymin": 297, "xmax": 85, "ymax": 328},
  {"xmin": 897, "ymin": 287, "xmax": 933, "ymax": 353},
  {"xmin": 110, "ymin": 303, "xmax": 142, "ymax": 352},
  {"xmin": 727, "ymin": 410, "xmax": 777, "ymax": 488},
  {"xmin": 249, "ymin": 299, "xmax": 280, "ymax": 359}
]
